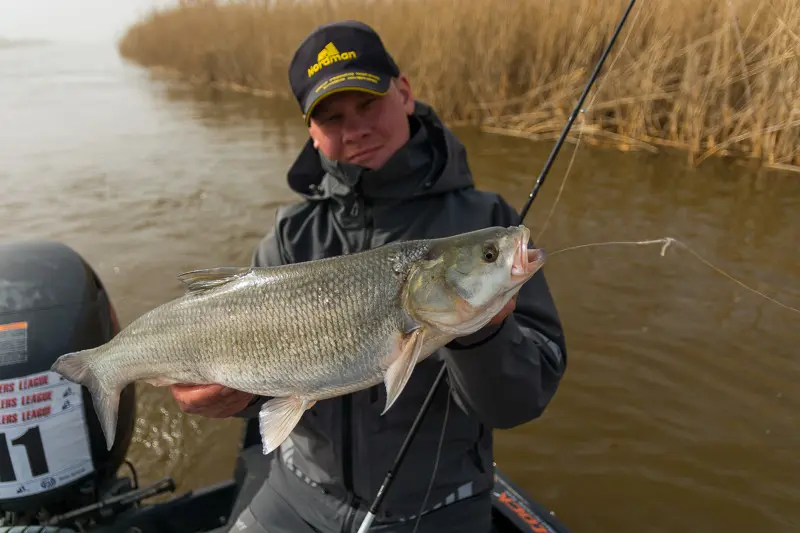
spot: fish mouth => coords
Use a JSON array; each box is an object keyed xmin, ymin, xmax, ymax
[{"xmin": 510, "ymin": 226, "xmax": 545, "ymax": 280}]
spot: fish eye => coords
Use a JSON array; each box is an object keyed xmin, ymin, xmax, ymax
[{"xmin": 482, "ymin": 243, "xmax": 499, "ymax": 263}]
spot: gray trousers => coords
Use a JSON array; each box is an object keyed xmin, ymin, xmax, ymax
[
  {"xmin": 222, "ymin": 480, "xmax": 496, "ymax": 533},
  {"xmin": 224, "ymin": 481, "xmax": 322, "ymax": 533},
  {"xmin": 213, "ymin": 444, "xmax": 494, "ymax": 533}
]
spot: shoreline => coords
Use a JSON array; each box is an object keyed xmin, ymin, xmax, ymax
[
  {"xmin": 137, "ymin": 63, "xmax": 800, "ymax": 176},
  {"xmin": 117, "ymin": 0, "xmax": 800, "ymax": 174}
]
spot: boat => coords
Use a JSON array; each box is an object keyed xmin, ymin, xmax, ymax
[{"xmin": 0, "ymin": 240, "xmax": 572, "ymax": 533}]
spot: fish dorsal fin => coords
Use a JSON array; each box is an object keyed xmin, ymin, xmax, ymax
[{"xmin": 177, "ymin": 266, "xmax": 252, "ymax": 294}]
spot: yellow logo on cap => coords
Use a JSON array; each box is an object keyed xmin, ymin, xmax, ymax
[{"xmin": 307, "ymin": 42, "xmax": 357, "ymax": 78}]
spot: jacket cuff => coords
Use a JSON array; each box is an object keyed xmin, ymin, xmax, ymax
[
  {"xmin": 233, "ymin": 395, "xmax": 267, "ymax": 419},
  {"xmin": 440, "ymin": 313, "xmax": 535, "ymax": 427},
  {"xmin": 447, "ymin": 320, "xmax": 506, "ymax": 349}
]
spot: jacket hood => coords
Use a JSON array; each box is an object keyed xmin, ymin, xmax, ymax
[{"xmin": 285, "ymin": 100, "xmax": 475, "ymax": 202}]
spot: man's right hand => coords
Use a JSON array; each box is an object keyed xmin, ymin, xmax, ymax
[{"xmin": 169, "ymin": 384, "xmax": 255, "ymax": 418}]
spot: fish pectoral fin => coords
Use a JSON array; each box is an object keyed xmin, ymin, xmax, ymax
[
  {"xmin": 258, "ymin": 397, "xmax": 311, "ymax": 456},
  {"xmin": 382, "ymin": 328, "xmax": 426, "ymax": 416},
  {"xmin": 177, "ymin": 266, "xmax": 253, "ymax": 295}
]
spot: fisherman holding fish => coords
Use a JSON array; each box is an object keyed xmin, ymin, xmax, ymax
[{"xmin": 59, "ymin": 20, "xmax": 568, "ymax": 533}]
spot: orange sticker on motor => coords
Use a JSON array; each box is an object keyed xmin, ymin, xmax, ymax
[{"xmin": 0, "ymin": 322, "xmax": 28, "ymax": 367}]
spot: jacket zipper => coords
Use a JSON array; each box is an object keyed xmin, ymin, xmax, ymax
[
  {"xmin": 342, "ymin": 395, "xmax": 355, "ymax": 532},
  {"xmin": 342, "ymin": 193, "xmax": 361, "ymax": 494},
  {"xmin": 342, "ymin": 192, "xmax": 372, "ymax": 532}
]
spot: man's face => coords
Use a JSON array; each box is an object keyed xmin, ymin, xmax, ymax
[{"xmin": 307, "ymin": 75, "xmax": 415, "ymax": 170}]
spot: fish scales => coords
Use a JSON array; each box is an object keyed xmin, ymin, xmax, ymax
[{"xmin": 93, "ymin": 240, "xmax": 431, "ymax": 400}]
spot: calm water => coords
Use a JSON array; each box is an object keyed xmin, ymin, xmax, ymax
[{"xmin": 1, "ymin": 43, "xmax": 798, "ymax": 532}]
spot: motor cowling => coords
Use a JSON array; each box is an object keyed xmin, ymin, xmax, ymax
[{"xmin": 0, "ymin": 240, "xmax": 135, "ymax": 517}]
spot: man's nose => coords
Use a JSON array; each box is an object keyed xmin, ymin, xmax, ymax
[{"xmin": 341, "ymin": 113, "xmax": 370, "ymax": 142}]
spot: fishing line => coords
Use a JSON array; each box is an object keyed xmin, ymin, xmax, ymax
[
  {"xmin": 534, "ymin": 0, "xmax": 646, "ymax": 243},
  {"xmin": 547, "ymin": 237, "xmax": 800, "ymax": 315},
  {"xmin": 527, "ymin": 0, "xmax": 798, "ymax": 318},
  {"xmin": 410, "ymin": 390, "xmax": 451, "ymax": 533}
]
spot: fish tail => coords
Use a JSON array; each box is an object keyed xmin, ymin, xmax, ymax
[{"xmin": 51, "ymin": 347, "xmax": 120, "ymax": 451}]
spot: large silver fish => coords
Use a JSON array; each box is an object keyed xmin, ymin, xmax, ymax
[{"xmin": 52, "ymin": 225, "xmax": 545, "ymax": 455}]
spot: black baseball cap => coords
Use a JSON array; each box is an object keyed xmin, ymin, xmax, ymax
[{"xmin": 288, "ymin": 20, "xmax": 401, "ymax": 125}]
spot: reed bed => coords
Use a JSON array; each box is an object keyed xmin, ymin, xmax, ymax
[{"xmin": 119, "ymin": 0, "xmax": 800, "ymax": 170}]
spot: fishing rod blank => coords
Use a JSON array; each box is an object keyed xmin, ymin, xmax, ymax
[
  {"xmin": 357, "ymin": 1, "xmax": 638, "ymax": 531},
  {"xmin": 519, "ymin": 0, "xmax": 638, "ymax": 220}
]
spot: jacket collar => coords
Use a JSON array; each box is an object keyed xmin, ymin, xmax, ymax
[{"xmin": 286, "ymin": 100, "xmax": 475, "ymax": 202}]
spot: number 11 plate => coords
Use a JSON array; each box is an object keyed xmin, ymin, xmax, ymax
[{"xmin": 0, "ymin": 370, "xmax": 95, "ymax": 498}]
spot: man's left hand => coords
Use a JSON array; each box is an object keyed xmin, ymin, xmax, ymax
[{"xmin": 488, "ymin": 293, "xmax": 517, "ymax": 325}]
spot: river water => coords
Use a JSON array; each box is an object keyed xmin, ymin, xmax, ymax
[{"xmin": 1, "ymin": 42, "xmax": 798, "ymax": 532}]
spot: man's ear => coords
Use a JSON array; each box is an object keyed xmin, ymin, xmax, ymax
[
  {"xmin": 393, "ymin": 74, "xmax": 415, "ymax": 115},
  {"xmin": 307, "ymin": 124, "xmax": 321, "ymax": 149}
]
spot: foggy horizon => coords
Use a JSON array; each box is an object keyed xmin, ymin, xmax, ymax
[{"xmin": 1, "ymin": 0, "xmax": 174, "ymax": 45}]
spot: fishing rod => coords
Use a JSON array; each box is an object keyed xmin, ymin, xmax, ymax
[
  {"xmin": 520, "ymin": 0, "xmax": 638, "ymax": 219},
  {"xmin": 356, "ymin": 1, "xmax": 638, "ymax": 532}
]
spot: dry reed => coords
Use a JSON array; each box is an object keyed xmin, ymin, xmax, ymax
[{"xmin": 118, "ymin": 0, "xmax": 800, "ymax": 170}]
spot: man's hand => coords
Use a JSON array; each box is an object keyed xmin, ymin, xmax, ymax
[
  {"xmin": 488, "ymin": 293, "xmax": 517, "ymax": 326},
  {"xmin": 169, "ymin": 384, "xmax": 255, "ymax": 418}
]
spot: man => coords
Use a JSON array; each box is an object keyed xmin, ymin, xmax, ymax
[{"xmin": 170, "ymin": 20, "xmax": 567, "ymax": 533}]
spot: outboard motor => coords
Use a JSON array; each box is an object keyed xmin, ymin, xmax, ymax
[{"xmin": 0, "ymin": 240, "xmax": 136, "ymax": 527}]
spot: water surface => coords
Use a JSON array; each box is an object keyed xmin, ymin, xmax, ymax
[{"xmin": 1, "ymin": 43, "xmax": 798, "ymax": 532}]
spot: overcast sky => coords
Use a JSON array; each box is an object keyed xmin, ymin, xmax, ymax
[{"xmin": 1, "ymin": 0, "xmax": 176, "ymax": 44}]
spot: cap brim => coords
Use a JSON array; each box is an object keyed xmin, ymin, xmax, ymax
[{"xmin": 303, "ymin": 70, "xmax": 392, "ymax": 125}]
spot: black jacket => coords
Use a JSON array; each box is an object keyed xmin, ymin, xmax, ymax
[{"xmin": 238, "ymin": 101, "xmax": 567, "ymax": 532}]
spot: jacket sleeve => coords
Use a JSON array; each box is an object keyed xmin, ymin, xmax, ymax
[
  {"xmin": 232, "ymin": 215, "xmax": 286, "ymax": 419},
  {"xmin": 250, "ymin": 215, "xmax": 288, "ymax": 269},
  {"xmin": 439, "ymin": 198, "xmax": 568, "ymax": 429}
]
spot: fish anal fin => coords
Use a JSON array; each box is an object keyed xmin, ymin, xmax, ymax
[
  {"xmin": 142, "ymin": 376, "xmax": 180, "ymax": 387},
  {"xmin": 177, "ymin": 266, "xmax": 252, "ymax": 295},
  {"xmin": 382, "ymin": 328, "xmax": 425, "ymax": 416},
  {"xmin": 258, "ymin": 397, "xmax": 313, "ymax": 456}
]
